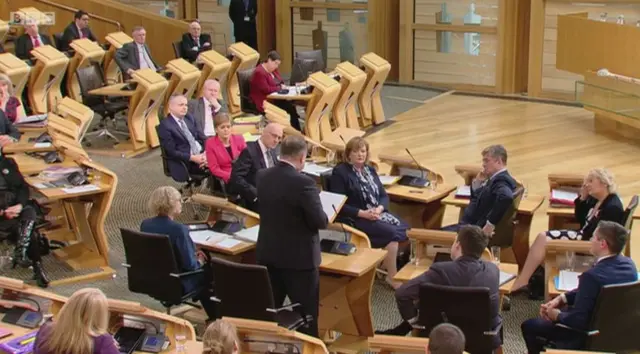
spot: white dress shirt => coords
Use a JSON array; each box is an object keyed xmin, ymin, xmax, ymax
[
  {"xmin": 137, "ymin": 43, "xmax": 155, "ymax": 70},
  {"xmin": 257, "ymin": 138, "xmax": 274, "ymax": 167},
  {"xmin": 202, "ymin": 97, "xmax": 221, "ymax": 137}
]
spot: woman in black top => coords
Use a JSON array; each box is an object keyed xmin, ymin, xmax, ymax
[{"xmin": 512, "ymin": 168, "xmax": 624, "ymax": 291}]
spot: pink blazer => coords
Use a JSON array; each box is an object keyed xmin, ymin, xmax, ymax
[{"xmin": 205, "ymin": 134, "xmax": 247, "ymax": 183}]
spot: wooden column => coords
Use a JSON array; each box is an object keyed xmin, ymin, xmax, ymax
[
  {"xmin": 275, "ymin": 0, "xmax": 293, "ymax": 73},
  {"xmin": 527, "ymin": 0, "xmax": 546, "ymax": 98},
  {"xmin": 367, "ymin": 0, "xmax": 400, "ymax": 81},
  {"xmin": 496, "ymin": 0, "xmax": 530, "ymax": 94},
  {"xmin": 257, "ymin": 0, "xmax": 276, "ymax": 58},
  {"xmin": 398, "ymin": 0, "xmax": 414, "ymax": 84}
]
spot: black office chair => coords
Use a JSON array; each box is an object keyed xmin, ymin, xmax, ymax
[
  {"xmin": 209, "ymin": 257, "xmax": 313, "ymax": 331},
  {"xmin": 120, "ymin": 228, "xmax": 204, "ymax": 314},
  {"xmin": 289, "ymin": 58, "xmax": 317, "ymax": 86},
  {"xmin": 237, "ymin": 68, "xmax": 260, "ymax": 115},
  {"xmin": 52, "ymin": 33, "xmax": 64, "ymax": 50},
  {"xmin": 76, "ymin": 61, "xmax": 129, "ymax": 146},
  {"xmin": 172, "ymin": 40, "xmax": 183, "ymax": 59},
  {"xmin": 156, "ymin": 126, "xmax": 209, "ymax": 218},
  {"xmin": 415, "ymin": 283, "xmax": 502, "ymax": 354},
  {"xmin": 544, "ymin": 281, "xmax": 640, "ymax": 351},
  {"xmin": 296, "ymin": 49, "xmax": 325, "ymax": 73}
]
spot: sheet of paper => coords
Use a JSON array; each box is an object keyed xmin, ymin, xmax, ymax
[
  {"xmin": 32, "ymin": 183, "xmax": 50, "ymax": 189},
  {"xmin": 499, "ymin": 271, "xmax": 516, "ymax": 286},
  {"xmin": 189, "ymin": 230, "xmax": 227, "ymax": 244},
  {"xmin": 242, "ymin": 132, "xmax": 260, "ymax": 142},
  {"xmin": 303, "ymin": 162, "xmax": 333, "ymax": 177},
  {"xmin": 456, "ymin": 185, "xmax": 471, "ymax": 197},
  {"xmin": 320, "ymin": 191, "xmax": 347, "ymax": 221},
  {"xmin": 61, "ymin": 185, "xmax": 100, "ymax": 194},
  {"xmin": 558, "ymin": 270, "xmax": 580, "ymax": 291},
  {"xmin": 234, "ymin": 225, "xmax": 260, "ymax": 243},
  {"xmin": 378, "ymin": 175, "xmax": 400, "ymax": 186},
  {"xmin": 551, "ymin": 189, "xmax": 579, "ymax": 201},
  {"xmin": 216, "ymin": 238, "xmax": 243, "ymax": 249},
  {"xmin": 34, "ymin": 142, "xmax": 52, "ymax": 148}
]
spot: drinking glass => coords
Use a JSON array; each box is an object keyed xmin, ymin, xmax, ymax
[
  {"xmin": 175, "ymin": 333, "xmax": 187, "ymax": 353},
  {"xmin": 410, "ymin": 239, "xmax": 418, "ymax": 265},
  {"xmin": 565, "ymin": 251, "xmax": 576, "ymax": 271},
  {"xmin": 491, "ymin": 246, "xmax": 501, "ymax": 265}
]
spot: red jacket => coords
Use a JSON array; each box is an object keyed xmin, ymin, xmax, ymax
[
  {"xmin": 205, "ymin": 134, "xmax": 247, "ymax": 182},
  {"xmin": 249, "ymin": 64, "xmax": 283, "ymax": 112}
]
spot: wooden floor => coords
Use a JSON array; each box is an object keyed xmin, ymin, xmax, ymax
[{"xmin": 367, "ymin": 94, "xmax": 640, "ymax": 261}]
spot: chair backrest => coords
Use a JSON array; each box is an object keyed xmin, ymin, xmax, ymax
[
  {"xmin": 172, "ymin": 41, "xmax": 183, "ymax": 59},
  {"xmin": 120, "ymin": 228, "xmax": 185, "ymax": 305},
  {"xmin": 587, "ymin": 280, "xmax": 640, "ymax": 351},
  {"xmin": 290, "ymin": 58, "xmax": 316, "ymax": 85},
  {"xmin": 237, "ymin": 68, "xmax": 256, "ymax": 112},
  {"xmin": 490, "ymin": 187, "xmax": 525, "ymax": 248},
  {"xmin": 209, "ymin": 257, "xmax": 278, "ymax": 323},
  {"xmin": 53, "ymin": 33, "xmax": 64, "ymax": 50},
  {"xmin": 417, "ymin": 283, "xmax": 496, "ymax": 353},
  {"xmin": 155, "ymin": 125, "xmax": 172, "ymax": 178},
  {"xmin": 623, "ymin": 195, "xmax": 638, "ymax": 230},
  {"xmin": 296, "ymin": 49, "xmax": 325, "ymax": 72},
  {"xmin": 75, "ymin": 61, "xmax": 106, "ymax": 107}
]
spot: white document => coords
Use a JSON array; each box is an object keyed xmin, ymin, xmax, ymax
[
  {"xmin": 234, "ymin": 225, "xmax": 260, "ymax": 243},
  {"xmin": 189, "ymin": 230, "xmax": 227, "ymax": 244},
  {"xmin": 62, "ymin": 185, "xmax": 100, "ymax": 194},
  {"xmin": 303, "ymin": 162, "xmax": 333, "ymax": 177},
  {"xmin": 34, "ymin": 142, "xmax": 53, "ymax": 148},
  {"xmin": 456, "ymin": 185, "xmax": 471, "ymax": 197},
  {"xmin": 378, "ymin": 175, "xmax": 400, "ymax": 186},
  {"xmin": 217, "ymin": 238, "xmax": 243, "ymax": 249},
  {"xmin": 551, "ymin": 189, "xmax": 579, "ymax": 202},
  {"xmin": 33, "ymin": 183, "xmax": 50, "ymax": 189},
  {"xmin": 558, "ymin": 270, "xmax": 580, "ymax": 291},
  {"xmin": 320, "ymin": 191, "xmax": 347, "ymax": 221},
  {"xmin": 499, "ymin": 271, "xmax": 516, "ymax": 286}
]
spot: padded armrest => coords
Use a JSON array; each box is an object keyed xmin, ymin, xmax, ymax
[
  {"xmin": 267, "ymin": 302, "xmax": 301, "ymax": 313},
  {"xmin": 555, "ymin": 323, "xmax": 600, "ymax": 336},
  {"xmin": 169, "ymin": 268, "xmax": 204, "ymax": 278},
  {"xmin": 483, "ymin": 322, "xmax": 502, "ymax": 336}
]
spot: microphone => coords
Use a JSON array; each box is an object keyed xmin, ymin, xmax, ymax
[
  {"xmin": 402, "ymin": 148, "xmax": 428, "ymax": 188},
  {"xmin": 332, "ymin": 204, "xmax": 349, "ymax": 243},
  {"xmin": 339, "ymin": 135, "xmax": 346, "ymax": 144}
]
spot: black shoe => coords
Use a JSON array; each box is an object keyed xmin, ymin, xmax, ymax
[
  {"xmin": 375, "ymin": 321, "xmax": 412, "ymax": 336},
  {"xmin": 32, "ymin": 261, "xmax": 50, "ymax": 288}
]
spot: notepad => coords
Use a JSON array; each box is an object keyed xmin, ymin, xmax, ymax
[
  {"xmin": 189, "ymin": 230, "xmax": 227, "ymax": 244},
  {"xmin": 216, "ymin": 238, "xmax": 242, "ymax": 249},
  {"xmin": 499, "ymin": 271, "xmax": 516, "ymax": 286},
  {"xmin": 550, "ymin": 189, "xmax": 579, "ymax": 207},
  {"xmin": 303, "ymin": 162, "xmax": 333, "ymax": 177},
  {"xmin": 455, "ymin": 185, "xmax": 471, "ymax": 198},
  {"xmin": 33, "ymin": 142, "xmax": 52, "ymax": 148},
  {"xmin": 61, "ymin": 185, "xmax": 100, "ymax": 194},
  {"xmin": 234, "ymin": 225, "xmax": 260, "ymax": 243},
  {"xmin": 320, "ymin": 191, "xmax": 347, "ymax": 222},
  {"xmin": 557, "ymin": 270, "xmax": 580, "ymax": 291},
  {"xmin": 379, "ymin": 175, "xmax": 400, "ymax": 186},
  {"xmin": 0, "ymin": 327, "xmax": 12, "ymax": 339}
]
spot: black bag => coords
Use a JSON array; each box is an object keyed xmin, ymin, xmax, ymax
[{"xmin": 528, "ymin": 265, "xmax": 545, "ymax": 300}]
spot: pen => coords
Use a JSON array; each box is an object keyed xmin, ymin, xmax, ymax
[
  {"xmin": 205, "ymin": 236, "xmax": 211, "ymax": 241},
  {"xmin": 20, "ymin": 337, "xmax": 36, "ymax": 345}
]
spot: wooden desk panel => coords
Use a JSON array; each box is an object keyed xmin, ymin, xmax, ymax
[
  {"xmin": 89, "ymin": 83, "xmax": 136, "ymax": 97},
  {"xmin": 386, "ymin": 184, "xmax": 456, "ymax": 230},
  {"xmin": 320, "ymin": 248, "xmax": 386, "ymax": 277}
]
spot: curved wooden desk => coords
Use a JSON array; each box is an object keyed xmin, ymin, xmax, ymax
[
  {"xmin": 358, "ymin": 53, "xmax": 391, "ymax": 127},
  {"xmin": 0, "ymin": 53, "xmax": 30, "ymax": 106},
  {"xmin": 67, "ymin": 39, "xmax": 106, "ymax": 101},
  {"xmin": 163, "ymin": 58, "xmax": 201, "ymax": 115},
  {"xmin": 226, "ymin": 42, "xmax": 259, "ymax": 115},
  {"xmin": 104, "ymin": 32, "xmax": 133, "ymax": 83},
  {"xmin": 333, "ymin": 62, "xmax": 367, "ymax": 130},
  {"xmin": 195, "ymin": 50, "xmax": 231, "ymax": 98},
  {"xmin": 28, "ymin": 46, "xmax": 69, "ymax": 114},
  {"xmin": 368, "ymin": 334, "xmax": 430, "ymax": 354}
]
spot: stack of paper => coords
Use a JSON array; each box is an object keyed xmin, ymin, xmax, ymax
[
  {"xmin": 234, "ymin": 116, "xmax": 261, "ymax": 124},
  {"xmin": 61, "ymin": 185, "xmax": 100, "ymax": 194},
  {"xmin": 234, "ymin": 225, "xmax": 260, "ymax": 243},
  {"xmin": 303, "ymin": 162, "xmax": 333, "ymax": 177},
  {"xmin": 550, "ymin": 189, "xmax": 579, "ymax": 207},
  {"xmin": 379, "ymin": 175, "xmax": 400, "ymax": 186},
  {"xmin": 189, "ymin": 230, "xmax": 228, "ymax": 245},
  {"xmin": 320, "ymin": 191, "xmax": 347, "ymax": 222},
  {"xmin": 499, "ymin": 271, "xmax": 516, "ymax": 286},
  {"xmin": 216, "ymin": 238, "xmax": 243, "ymax": 249},
  {"xmin": 455, "ymin": 185, "xmax": 471, "ymax": 198},
  {"xmin": 558, "ymin": 270, "xmax": 580, "ymax": 291}
]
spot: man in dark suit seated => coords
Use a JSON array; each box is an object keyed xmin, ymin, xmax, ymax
[
  {"xmin": 521, "ymin": 221, "xmax": 638, "ymax": 353},
  {"xmin": 443, "ymin": 144, "xmax": 516, "ymax": 237},
  {"xmin": 15, "ymin": 21, "xmax": 52, "ymax": 60},
  {"xmin": 187, "ymin": 79, "xmax": 224, "ymax": 137},
  {"xmin": 0, "ymin": 109, "xmax": 21, "ymax": 149},
  {"xmin": 114, "ymin": 26, "xmax": 160, "ymax": 78},
  {"xmin": 180, "ymin": 21, "xmax": 212, "ymax": 63},
  {"xmin": 379, "ymin": 225, "xmax": 501, "ymax": 345},
  {"xmin": 256, "ymin": 135, "xmax": 328, "ymax": 337},
  {"xmin": 229, "ymin": 123, "xmax": 282, "ymax": 211},
  {"xmin": 59, "ymin": 10, "xmax": 97, "ymax": 52},
  {"xmin": 157, "ymin": 94, "xmax": 208, "ymax": 183}
]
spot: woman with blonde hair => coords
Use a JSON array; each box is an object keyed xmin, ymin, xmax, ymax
[
  {"xmin": 140, "ymin": 186, "xmax": 219, "ymax": 322},
  {"xmin": 0, "ymin": 74, "xmax": 26, "ymax": 123},
  {"xmin": 511, "ymin": 168, "xmax": 625, "ymax": 292},
  {"xmin": 202, "ymin": 319, "xmax": 239, "ymax": 354},
  {"xmin": 34, "ymin": 288, "xmax": 119, "ymax": 354}
]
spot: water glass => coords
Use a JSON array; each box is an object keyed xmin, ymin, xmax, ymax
[
  {"xmin": 565, "ymin": 251, "xmax": 576, "ymax": 271},
  {"xmin": 175, "ymin": 334, "xmax": 187, "ymax": 353},
  {"xmin": 491, "ymin": 246, "xmax": 501, "ymax": 265},
  {"xmin": 326, "ymin": 150, "xmax": 336, "ymax": 167},
  {"xmin": 410, "ymin": 239, "xmax": 418, "ymax": 265}
]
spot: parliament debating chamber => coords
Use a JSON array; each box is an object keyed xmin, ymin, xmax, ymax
[{"xmin": 0, "ymin": 0, "xmax": 639, "ymax": 353}]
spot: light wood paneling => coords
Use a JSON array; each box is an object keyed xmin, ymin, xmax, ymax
[
  {"xmin": 196, "ymin": 0, "xmax": 235, "ymax": 55},
  {"xmin": 117, "ymin": 0, "xmax": 178, "ymax": 17},
  {"xmin": 414, "ymin": 0, "xmax": 500, "ymax": 26},
  {"xmin": 367, "ymin": 0, "xmax": 399, "ymax": 81},
  {"xmin": 398, "ymin": 0, "xmax": 413, "ymax": 83},
  {"xmin": 365, "ymin": 94, "xmax": 640, "ymax": 262}
]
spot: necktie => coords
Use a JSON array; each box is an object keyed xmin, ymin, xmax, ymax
[
  {"xmin": 265, "ymin": 150, "xmax": 275, "ymax": 168},
  {"xmin": 178, "ymin": 119, "xmax": 202, "ymax": 155},
  {"xmin": 195, "ymin": 37, "xmax": 200, "ymax": 47},
  {"xmin": 32, "ymin": 36, "xmax": 41, "ymax": 48},
  {"xmin": 140, "ymin": 45, "xmax": 155, "ymax": 70},
  {"xmin": 210, "ymin": 104, "xmax": 217, "ymax": 116},
  {"xmin": 243, "ymin": 0, "xmax": 250, "ymax": 11},
  {"xmin": 78, "ymin": 28, "xmax": 84, "ymax": 39}
]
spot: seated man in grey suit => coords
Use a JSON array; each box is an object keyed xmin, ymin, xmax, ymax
[
  {"xmin": 379, "ymin": 225, "xmax": 501, "ymax": 349},
  {"xmin": 187, "ymin": 79, "xmax": 224, "ymax": 137},
  {"xmin": 114, "ymin": 26, "xmax": 160, "ymax": 78}
]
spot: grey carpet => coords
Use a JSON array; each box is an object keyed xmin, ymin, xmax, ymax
[{"xmin": 1, "ymin": 86, "xmax": 535, "ymax": 351}]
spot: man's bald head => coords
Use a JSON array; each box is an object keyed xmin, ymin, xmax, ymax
[
  {"xmin": 168, "ymin": 95, "xmax": 188, "ymax": 118},
  {"xmin": 203, "ymin": 79, "xmax": 220, "ymax": 102},
  {"xmin": 189, "ymin": 21, "xmax": 201, "ymax": 37},
  {"xmin": 261, "ymin": 123, "xmax": 283, "ymax": 149}
]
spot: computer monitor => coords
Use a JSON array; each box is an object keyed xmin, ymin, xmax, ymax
[
  {"xmin": 296, "ymin": 49, "xmax": 325, "ymax": 73},
  {"xmin": 290, "ymin": 58, "xmax": 317, "ymax": 85}
]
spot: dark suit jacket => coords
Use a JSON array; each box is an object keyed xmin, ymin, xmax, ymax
[
  {"xmin": 396, "ymin": 256, "xmax": 501, "ymax": 344},
  {"xmin": 180, "ymin": 33, "xmax": 212, "ymax": 62},
  {"xmin": 0, "ymin": 156, "xmax": 30, "ymax": 209},
  {"xmin": 249, "ymin": 64, "xmax": 283, "ymax": 112},
  {"xmin": 330, "ymin": 162, "xmax": 389, "ymax": 221},
  {"xmin": 59, "ymin": 22, "xmax": 97, "ymax": 52},
  {"xmin": 229, "ymin": 0, "xmax": 257, "ymax": 28},
  {"xmin": 256, "ymin": 161, "xmax": 328, "ymax": 270},
  {"xmin": 114, "ymin": 41, "xmax": 159, "ymax": 74},
  {"xmin": 559, "ymin": 254, "xmax": 637, "ymax": 330},
  {"xmin": 15, "ymin": 33, "xmax": 53, "ymax": 60},
  {"xmin": 140, "ymin": 215, "xmax": 201, "ymax": 293},
  {"xmin": 0, "ymin": 110, "xmax": 21, "ymax": 141},
  {"xmin": 573, "ymin": 193, "xmax": 624, "ymax": 240},
  {"xmin": 230, "ymin": 140, "xmax": 277, "ymax": 204},
  {"xmin": 157, "ymin": 114, "xmax": 207, "ymax": 182},
  {"xmin": 187, "ymin": 98, "xmax": 224, "ymax": 136},
  {"xmin": 462, "ymin": 170, "xmax": 517, "ymax": 227}
]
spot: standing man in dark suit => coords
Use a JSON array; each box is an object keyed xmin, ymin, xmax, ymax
[
  {"xmin": 59, "ymin": 10, "xmax": 97, "ymax": 52},
  {"xmin": 229, "ymin": 123, "xmax": 282, "ymax": 211},
  {"xmin": 229, "ymin": 0, "xmax": 258, "ymax": 50},
  {"xmin": 15, "ymin": 21, "xmax": 52, "ymax": 60},
  {"xmin": 380, "ymin": 225, "xmax": 501, "ymax": 347},
  {"xmin": 187, "ymin": 79, "xmax": 224, "ymax": 137},
  {"xmin": 521, "ymin": 221, "xmax": 638, "ymax": 353},
  {"xmin": 256, "ymin": 135, "xmax": 328, "ymax": 337},
  {"xmin": 115, "ymin": 26, "xmax": 159, "ymax": 78},
  {"xmin": 180, "ymin": 21, "xmax": 212, "ymax": 63},
  {"xmin": 444, "ymin": 144, "xmax": 516, "ymax": 237},
  {"xmin": 157, "ymin": 94, "xmax": 208, "ymax": 183}
]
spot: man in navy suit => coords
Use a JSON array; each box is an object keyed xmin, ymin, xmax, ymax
[
  {"xmin": 59, "ymin": 10, "xmax": 98, "ymax": 52},
  {"xmin": 157, "ymin": 94, "xmax": 208, "ymax": 182},
  {"xmin": 521, "ymin": 220, "xmax": 638, "ymax": 353},
  {"xmin": 444, "ymin": 144, "xmax": 517, "ymax": 237}
]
